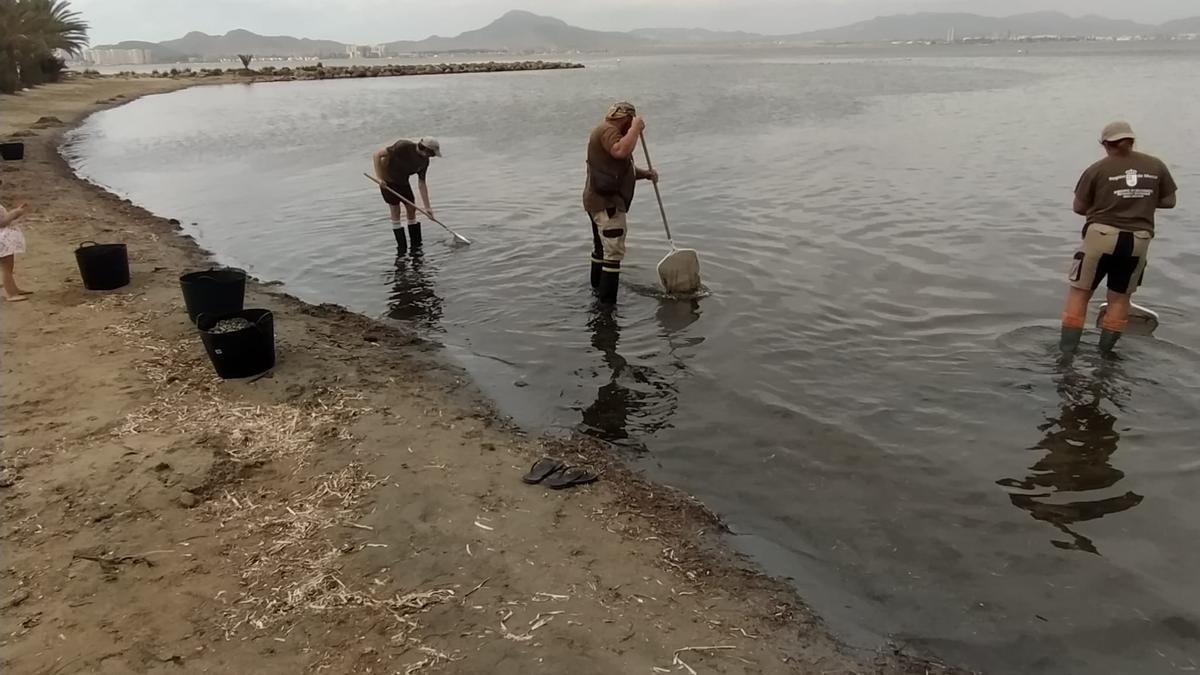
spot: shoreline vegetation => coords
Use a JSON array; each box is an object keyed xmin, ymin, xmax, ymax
[
  {"xmin": 0, "ymin": 77, "xmax": 960, "ymax": 674},
  {"xmin": 81, "ymin": 60, "xmax": 585, "ymax": 82}
]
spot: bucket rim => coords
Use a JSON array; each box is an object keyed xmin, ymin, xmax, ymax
[
  {"xmin": 180, "ymin": 267, "xmax": 248, "ymax": 282},
  {"xmin": 76, "ymin": 241, "xmax": 127, "ymax": 250},
  {"xmin": 196, "ymin": 308, "xmax": 273, "ymax": 332}
]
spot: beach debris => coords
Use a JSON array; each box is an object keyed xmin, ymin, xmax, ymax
[
  {"xmin": 667, "ymin": 645, "xmax": 738, "ymax": 675},
  {"xmin": 31, "ymin": 116, "xmax": 64, "ymax": 129},
  {"xmin": 71, "ymin": 551, "xmax": 155, "ymax": 571},
  {"xmin": 2, "ymin": 589, "xmax": 31, "ymax": 610},
  {"xmin": 498, "ymin": 608, "xmax": 562, "ymax": 642},
  {"xmin": 402, "ymin": 646, "xmax": 461, "ymax": 675},
  {"xmin": 461, "ymin": 577, "xmax": 491, "ymax": 602}
]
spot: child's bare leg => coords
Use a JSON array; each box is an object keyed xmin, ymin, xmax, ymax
[{"xmin": 1, "ymin": 255, "xmax": 26, "ymax": 300}]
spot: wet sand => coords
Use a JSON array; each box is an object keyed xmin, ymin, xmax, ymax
[{"xmin": 1, "ymin": 77, "xmax": 955, "ymax": 674}]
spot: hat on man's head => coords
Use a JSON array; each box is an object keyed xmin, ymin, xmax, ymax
[
  {"xmin": 418, "ymin": 137, "xmax": 443, "ymax": 157},
  {"xmin": 605, "ymin": 101, "xmax": 637, "ymax": 121},
  {"xmin": 1101, "ymin": 121, "xmax": 1136, "ymax": 144}
]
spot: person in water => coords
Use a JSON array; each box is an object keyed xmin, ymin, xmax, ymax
[
  {"xmin": 372, "ymin": 137, "xmax": 442, "ymax": 252},
  {"xmin": 1060, "ymin": 121, "xmax": 1177, "ymax": 354},
  {"xmin": 582, "ymin": 101, "xmax": 658, "ymax": 304}
]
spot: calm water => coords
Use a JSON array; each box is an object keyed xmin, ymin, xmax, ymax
[{"xmin": 68, "ymin": 44, "xmax": 1200, "ymax": 674}]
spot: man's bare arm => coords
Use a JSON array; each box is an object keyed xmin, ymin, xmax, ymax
[
  {"xmin": 609, "ymin": 117, "xmax": 646, "ymax": 160},
  {"xmin": 373, "ymin": 149, "xmax": 389, "ymax": 180},
  {"xmin": 418, "ymin": 179, "xmax": 432, "ymax": 215}
]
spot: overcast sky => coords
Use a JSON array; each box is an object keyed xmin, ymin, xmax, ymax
[{"xmin": 74, "ymin": 0, "xmax": 1199, "ymax": 45}]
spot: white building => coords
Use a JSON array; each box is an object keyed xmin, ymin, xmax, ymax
[
  {"xmin": 85, "ymin": 48, "xmax": 154, "ymax": 66},
  {"xmin": 346, "ymin": 44, "xmax": 388, "ymax": 58}
]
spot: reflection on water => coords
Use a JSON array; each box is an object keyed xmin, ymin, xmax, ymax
[
  {"xmin": 66, "ymin": 45, "xmax": 1200, "ymax": 675},
  {"xmin": 383, "ymin": 251, "xmax": 443, "ymax": 330},
  {"xmin": 576, "ymin": 301, "xmax": 700, "ymax": 448},
  {"xmin": 998, "ymin": 361, "xmax": 1143, "ymax": 555}
]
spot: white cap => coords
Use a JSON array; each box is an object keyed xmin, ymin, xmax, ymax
[{"xmin": 418, "ymin": 138, "xmax": 442, "ymax": 157}]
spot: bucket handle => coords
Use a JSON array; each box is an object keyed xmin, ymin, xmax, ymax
[
  {"xmin": 251, "ymin": 312, "xmax": 272, "ymax": 333},
  {"xmin": 78, "ymin": 240, "xmax": 99, "ymax": 248}
]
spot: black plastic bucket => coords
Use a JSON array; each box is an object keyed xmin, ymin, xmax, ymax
[
  {"xmin": 0, "ymin": 142, "xmax": 24, "ymax": 161},
  {"xmin": 74, "ymin": 241, "xmax": 130, "ymax": 290},
  {"xmin": 180, "ymin": 268, "xmax": 246, "ymax": 324},
  {"xmin": 197, "ymin": 309, "xmax": 275, "ymax": 379}
]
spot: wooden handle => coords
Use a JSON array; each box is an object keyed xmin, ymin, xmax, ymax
[
  {"xmin": 639, "ymin": 132, "xmax": 673, "ymax": 245},
  {"xmin": 363, "ymin": 173, "xmax": 444, "ymax": 226},
  {"xmin": 363, "ymin": 173, "xmax": 471, "ymax": 244}
]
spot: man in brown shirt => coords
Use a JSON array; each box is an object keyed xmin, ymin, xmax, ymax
[
  {"xmin": 372, "ymin": 138, "xmax": 442, "ymax": 253},
  {"xmin": 583, "ymin": 101, "xmax": 658, "ymax": 304},
  {"xmin": 1060, "ymin": 121, "xmax": 1177, "ymax": 354}
]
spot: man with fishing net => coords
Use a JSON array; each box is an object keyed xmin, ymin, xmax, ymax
[
  {"xmin": 583, "ymin": 101, "xmax": 658, "ymax": 304},
  {"xmin": 372, "ymin": 137, "xmax": 442, "ymax": 252},
  {"xmin": 1059, "ymin": 121, "xmax": 1177, "ymax": 354}
]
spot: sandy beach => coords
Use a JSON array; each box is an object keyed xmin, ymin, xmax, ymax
[{"xmin": 0, "ymin": 77, "xmax": 952, "ymax": 674}]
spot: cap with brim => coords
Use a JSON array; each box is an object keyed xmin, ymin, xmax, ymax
[
  {"xmin": 418, "ymin": 138, "xmax": 443, "ymax": 157},
  {"xmin": 1101, "ymin": 121, "xmax": 1136, "ymax": 144},
  {"xmin": 606, "ymin": 101, "xmax": 636, "ymax": 121}
]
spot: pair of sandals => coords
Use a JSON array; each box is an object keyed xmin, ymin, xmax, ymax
[{"xmin": 522, "ymin": 457, "xmax": 598, "ymax": 490}]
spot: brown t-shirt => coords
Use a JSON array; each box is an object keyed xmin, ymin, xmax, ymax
[
  {"xmin": 384, "ymin": 140, "xmax": 429, "ymax": 184},
  {"xmin": 1074, "ymin": 151, "xmax": 1177, "ymax": 233},
  {"xmin": 582, "ymin": 121, "xmax": 636, "ymax": 214}
]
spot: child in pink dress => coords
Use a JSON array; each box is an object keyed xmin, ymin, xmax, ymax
[{"xmin": 0, "ymin": 178, "xmax": 31, "ymax": 302}]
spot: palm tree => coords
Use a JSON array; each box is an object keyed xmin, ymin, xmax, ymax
[{"xmin": 0, "ymin": 0, "xmax": 89, "ymax": 94}]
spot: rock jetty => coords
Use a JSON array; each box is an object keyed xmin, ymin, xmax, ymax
[{"xmin": 133, "ymin": 60, "xmax": 584, "ymax": 82}]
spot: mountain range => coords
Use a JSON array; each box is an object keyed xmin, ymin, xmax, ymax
[{"xmin": 93, "ymin": 9, "xmax": 1200, "ymax": 61}]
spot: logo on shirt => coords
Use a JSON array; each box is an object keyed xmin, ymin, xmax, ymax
[
  {"xmin": 1108, "ymin": 171, "xmax": 1158, "ymax": 185},
  {"xmin": 1106, "ymin": 170, "xmax": 1159, "ymax": 199}
]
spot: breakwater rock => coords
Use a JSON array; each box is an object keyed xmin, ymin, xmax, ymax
[{"xmin": 127, "ymin": 60, "xmax": 585, "ymax": 82}]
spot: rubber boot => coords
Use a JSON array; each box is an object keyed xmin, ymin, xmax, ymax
[
  {"xmin": 392, "ymin": 226, "xmax": 408, "ymax": 253},
  {"xmin": 1059, "ymin": 326, "xmax": 1083, "ymax": 354},
  {"xmin": 1098, "ymin": 329, "xmax": 1122, "ymax": 354},
  {"xmin": 407, "ymin": 221, "xmax": 423, "ymax": 250},
  {"xmin": 597, "ymin": 270, "xmax": 620, "ymax": 305},
  {"xmin": 590, "ymin": 259, "xmax": 603, "ymax": 290}
]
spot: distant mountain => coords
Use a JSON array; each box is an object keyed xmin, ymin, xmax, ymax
[
  {"xmin": 95, "ymin": 10, "xmax": 1200, "ymax": 64},
  {"xmin": 1159, "ymin": 16, "xmax": 1200, "ymax": 34},
  {"xmin": 94, "ymin": 29, "xmax": 348, "ymax": 60},
  {"xmin": 383, "ymin": 10, "xmax": 648, "ymax": 53},
  {"xmin": 789, "ymin": 11, "xmax": 1167, "ymax": 42},
  {"xmin": 628, "ymin": 27, "xmax": 765, "ymax": 44}
]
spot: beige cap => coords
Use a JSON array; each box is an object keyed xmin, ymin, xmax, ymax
[
  {"xmin": 605, "ymin": 101, "xmax": 636, "ymax": 121},
  {"xmin": 1101, "ymin": 121, "xmax": 1136, "ymax": 144},
  {"xmin": 418, "ymin": 137, "xmax": 442, "ymax": 157}
]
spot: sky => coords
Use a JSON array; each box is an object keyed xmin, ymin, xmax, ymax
[{"xmin": 73, "ymin": 0, "xmax": 1199, "ymax": 46}]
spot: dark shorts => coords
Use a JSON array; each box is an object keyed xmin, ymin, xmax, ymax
[{"xmin": 380, "ymin": 179, "xmax": 414, "ymax": 206}]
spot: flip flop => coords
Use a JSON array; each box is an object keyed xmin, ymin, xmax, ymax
[
  {"xmin": 522, "ymin": 457, "xmax": 564, "ymax": 485},
  {"xmin": 545, "ymin": 466, "xmax": 598, "ymax": 490},
  {"xmin": 3, "ymin": 295, "xmax": 28, "ymax": 302}
]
